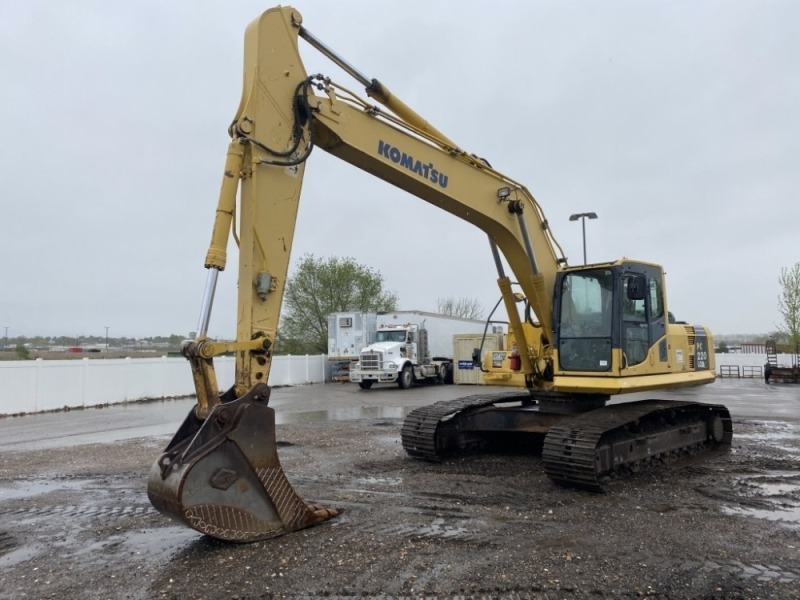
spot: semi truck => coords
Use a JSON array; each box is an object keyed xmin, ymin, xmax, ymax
[{"xmin": 346, "ymin": 310, "xmax": 494, "ymax": 389}]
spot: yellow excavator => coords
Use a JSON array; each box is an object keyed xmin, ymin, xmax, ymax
[{"xmin": 147, "ymin": 6, "xmax": 731, "ymax": 542}]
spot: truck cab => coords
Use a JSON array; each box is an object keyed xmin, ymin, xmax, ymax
[{"xmin": 349, "ymin": 323, "xmax": 444, "ymax": 389}]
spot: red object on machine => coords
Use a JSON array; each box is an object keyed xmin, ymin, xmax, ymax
[{"xmin": 509, "ymin": 343, "xmax": 521, "ymax": 371}]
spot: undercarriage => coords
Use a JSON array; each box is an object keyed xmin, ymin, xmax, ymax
[{"xmin": 401, "ymin": 391, "xmax": 732, "ymax": 491}]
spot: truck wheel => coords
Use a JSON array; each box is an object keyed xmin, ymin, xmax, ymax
[
  {"xmin": 358, "ymin": 381, "xmax": 373, "ymax": 390},
  {"xmin": 398, "ymin": 365, "xmax": 414, "ymax": 389}
]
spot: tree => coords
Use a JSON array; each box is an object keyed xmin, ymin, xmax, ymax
[
  {"xmin": 435, "ymin": 296, "xmax": 484, "ymax": 320},
  {"xmin": 277, "ymin": 255, "xmax": 399, "ymax": 354},
  {"xmin": 15, "ymin": 344, "xmax": 30, "ymax": 360},
  {"xmin": 778, "ymin": 262, "xmax": 800, "ymax": 357}
]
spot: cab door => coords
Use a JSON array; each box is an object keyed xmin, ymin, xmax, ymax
[{"xmin": 620, "ymin": 265, "xmax": 666, "ymax": 370}]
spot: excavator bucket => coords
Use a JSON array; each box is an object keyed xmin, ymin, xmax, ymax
[{"xmin": 147, "ymin": 384, "xmax": 340, "ymax": 542}]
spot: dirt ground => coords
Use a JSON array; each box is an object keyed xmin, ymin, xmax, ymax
[{"xmin": 1, "ymin": 383, "xmax": 799, "ymax": 599}]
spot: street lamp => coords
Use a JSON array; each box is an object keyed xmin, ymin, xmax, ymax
[{"xmin": 569, "ymin": 212, "xmax": 598, "ymax": 265}]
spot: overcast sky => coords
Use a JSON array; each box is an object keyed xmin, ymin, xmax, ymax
[{"xmin": 2, "ymin": 1, "xmax": 797, "ymax": 339}]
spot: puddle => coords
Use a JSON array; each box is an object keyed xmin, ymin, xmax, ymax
[
  {"xmin": 736, "ymin": 431, "xmax": 798, "ymax": 454},
  {"xmin": 738, "ymin": 471, "xmax": 800, "ymax": 497},
  {"xmin": 736, "ymin": 432, "xmax": 797, "ymax": 442},
  {"xmin": 350, "ymin": 476, "xmax": 403, "ymax": 486},
  {"xmin": 723, "ymin": 505, "xmax": 800, "ymax": 525},
  {"xmin": 722, "ymin": 470, "xmax": 800, "ymax": 527},
  {"xmin": 0, "ymin": 478, "xmax": 92, "ymax": 502},
  {"xmin": 0, "ymin": 400, "xmax": 197, "ymax": 451},
  {"xmin": 735, "ymin": 422, "xmax": 800, "ymax": 458},
  {"xmin": 759, "ymin": 482, "xmax": 800, "ymax": 495},
  {"xmin": 728, "ymin": 559, "xmax": 799, "ymax": 583},
  {"xmin": 78, "ymin": 526, "xmax": 197, "ymax": 562},
  {"xmin": 380, "ymin": 516, "xmax": 481, "ymax": 540},
  {"xmin": 0, "ymin": 541, "xmax": 39, "ymax": 568},
  {"xmin": 0, "ymin": 402, "xmax": 412, "ymax": 452},
  {"xmin": 276, "ymin": 405, "xmax": 409, "ymax": 424},
  {"xmin": 740, "ymin": 471, "xmax": 800, "ymax": 493}
]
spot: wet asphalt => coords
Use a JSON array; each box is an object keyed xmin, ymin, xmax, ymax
[{"xmin": 0, "ymin": 377, "xmax": 796, "ymax": 452}]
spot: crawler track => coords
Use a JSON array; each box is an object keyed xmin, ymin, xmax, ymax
[
  {"xmin": 401, "ymin": 392, "xmax": 531, "ymax": 461},
  {"xmin": 542, "ymin": 400, "xmax": 732, "ymax": 491},
  {"xmin": 402, "ymin": 395, "xmax": 732, "ymax": 491}
]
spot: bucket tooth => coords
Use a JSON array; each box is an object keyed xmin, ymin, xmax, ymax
[{"xmin": 147, "ymin": 384, "xmax": 340, "ymax": 542}]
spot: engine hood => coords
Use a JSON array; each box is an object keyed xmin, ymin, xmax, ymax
[
  {"xmin": 361, "ymin": 342, "xmax": 406, "ymax": 363},
  {"xmin": 361, "ymin": 342, "xmax": 402, "ymax": 357}
]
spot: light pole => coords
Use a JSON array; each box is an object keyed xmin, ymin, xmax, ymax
[
  {"xmin": 105, "ymin": 326, "xmax": 110, "ymax": 354},
  {"xmin": 569, "ymin": 212, "xmax": 598, "ymax": 265},
  {"xmin": 3, "ymin": 326, "xmax": 7, "ymax": 351}
]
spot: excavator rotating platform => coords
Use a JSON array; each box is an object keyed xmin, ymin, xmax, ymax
[{"xmin": 147, "ymin": 384, "xmax": 340, "ymax": 542}]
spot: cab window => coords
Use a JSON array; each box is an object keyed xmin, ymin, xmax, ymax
[
  {"xmin": 649, "ymin": 279, "xmax": 663, "ymax": 319},
  {"xmin": 558, "ymin": 270, "xmax": 613, "ymax": 372}
]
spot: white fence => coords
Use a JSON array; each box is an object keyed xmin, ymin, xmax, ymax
[
  {"xmin": 2, "ymin": 351, "xmax": 794, "ymax": 415},
  {"xmin": 0, "ymin": 355, "xmax": 330, "ymax": 414}
]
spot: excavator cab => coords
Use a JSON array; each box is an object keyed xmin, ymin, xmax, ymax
[
  {"xmin": 481, "ymin": 260, "xmax": 715, "ymax": 393},
  {"xmin": 551, "ymin": 260, "xmax": 715, "ymax": 393}
]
